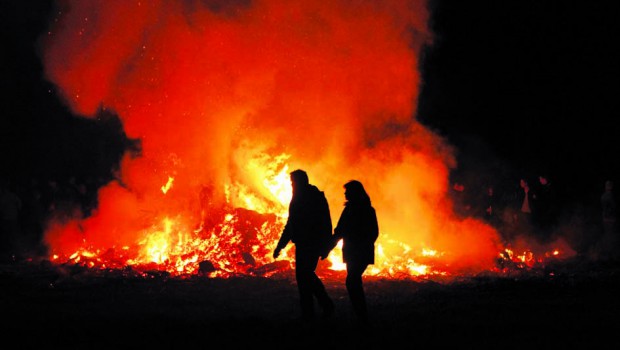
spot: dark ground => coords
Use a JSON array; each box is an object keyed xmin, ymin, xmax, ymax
[{"xmin": 2, "ymin": 256, "xmax": 619, "ymax": 349}]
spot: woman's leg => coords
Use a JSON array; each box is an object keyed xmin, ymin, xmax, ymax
[{"xmin": 346, "ymin": 261, "xmax": 369, "ymax": 323}]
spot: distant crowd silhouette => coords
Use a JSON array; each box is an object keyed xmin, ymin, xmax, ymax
[
  {"xmin": 449, "ymin": 172, "xmax": 618, "ymax": 260},
  {"xmin": 0, "ymin": 174, "xmax": 103, "ymax": 261},
  {"xmin": 1, "ymin": 170, "xmax": 617, "ymax": 262}
]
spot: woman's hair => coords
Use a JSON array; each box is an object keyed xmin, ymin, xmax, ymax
[{"xmin": 344, "ymin": 180, "xmax": 371, "ymax": 205}]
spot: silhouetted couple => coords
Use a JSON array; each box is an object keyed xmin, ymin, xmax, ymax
[{"xmin": 273, "ymin": 169, "xmax": 379, "ymax": 326}]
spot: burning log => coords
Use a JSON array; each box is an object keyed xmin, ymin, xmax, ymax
[
  {"xmin": 248, "ymin": 260, "xmax": 291, "ymax": 277},
  {"xmin": 198, "ymin": 260, "xmax": 217, "ymax": 276},
  {"xmin": 241, "ymin": 252, "xmax": 256, "ymax": 266}
]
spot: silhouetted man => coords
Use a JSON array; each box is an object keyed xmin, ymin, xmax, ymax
[{"xmin": 273, "ymin": 169, "xmax": 334, "ymax": 322}]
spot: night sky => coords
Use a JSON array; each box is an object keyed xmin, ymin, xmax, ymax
[
  {"xmin": 2, "ymin": 0, "xmax": 618, "ymax": 206},
  {"xmin": 1, "ymin": 1, "xmax": 131, "ymax": 183},
  {"xmin": 418, "ymin": 0, "xmax": 619, "ymax": 205}
]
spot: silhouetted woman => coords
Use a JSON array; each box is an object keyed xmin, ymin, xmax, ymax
[{"xmin": 333, "ymin": 180, "xmax": 379, "ymax": 325}]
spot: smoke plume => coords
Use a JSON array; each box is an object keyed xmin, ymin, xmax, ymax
[{"xmin": 40, "ymin": 0, "xmax": 502, "ymax": 275}]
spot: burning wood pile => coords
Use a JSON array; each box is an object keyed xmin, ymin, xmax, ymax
[
  {"xmin": 30, "ymin": 0, "xmax": 589, "ymax": 284},
  {"xmin": 37, "ymin": 199, "xmax": 579, "ymax": 283}
]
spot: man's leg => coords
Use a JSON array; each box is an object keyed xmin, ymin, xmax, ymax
[
  {"xmin": 310, "ymin": 272, "xmax": 334, "ymax": 318},
  {"xmin": 296, "ymin": 248, "xmax": 317, "ymax": 320}
]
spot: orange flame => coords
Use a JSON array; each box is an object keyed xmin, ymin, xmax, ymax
[{"xmin": 39, "ymin": 0, "xmax": 573, "ymax": 279}]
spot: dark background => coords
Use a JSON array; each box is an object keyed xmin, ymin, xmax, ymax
[
  {"xmin": 418, "ymin": 0, "xmax": 619, "ymax": 206},
  {"xmin": 1, "ymin": 0, "xmax": 619, "ymax": 206},
  {"xmin": 1, "ymin": 1, "xmax": 129, "ymax": 185},
  {"xmin": 1, "ymin": 3, "xmax": 620, "ymax": 346}
]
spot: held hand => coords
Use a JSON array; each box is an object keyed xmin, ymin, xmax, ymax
[
  {"xmin": 273, "ymin": 247, "xmax": 281, "ymax": 259},
  {"xmin": 320, "ymin": 236, "xmax": 338, "ymax": 260}
]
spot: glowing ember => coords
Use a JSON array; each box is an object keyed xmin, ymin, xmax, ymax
[{"xmin": 161, "ymin": 176, "xmax": 174, "ymax": 194}]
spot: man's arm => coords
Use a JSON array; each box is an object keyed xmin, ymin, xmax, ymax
[{"xmin": 273, "ymin": 223, "xmax": 292, "ymax": 259}]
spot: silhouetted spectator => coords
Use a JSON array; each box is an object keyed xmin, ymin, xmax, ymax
[
  {"xmin": 63, "ymin": 176, "xmax": 84, "ymax": 219},
  {"xmin": 79, "ymin": 176, "xmax": 103, "ymax": 218},
  {"xmin": 600, "ymin": 180, "xmax": 617, "ymax": 259},
  {"xmin": 41, "ymin": 179, "xmax": 60, "ymax": 215},
  {"xmin": 42, "ymin": 178, "xmax": 77, "ymax": 223},
  {"xmin": 532, "ymin": 174, "xmax": 558, "ymax": 242},
  {"xmin": 451, "ymin": 181, "xmax": 471, "ymax": 218},
  {"xmin": 481, "ymin": 184, "xmax": 500, "ymax": 227},
  {"xmin": 0, "ymin": 177, "xmax": 23, "ymax": 260},
  {"xmin": 19, "ymin": 178, "xmax": 48, "ymax": 257},
  {"xmin": 517, "ymin": 178, "xmax": 534, "ymax": 232},
  {"xmin": 501, "ymin": 177, "xmax": 535, "ymax": 242},
  {"xmin": 330, "ymin": 180, "xmax": 379, "ymax": 327},
  {"xmin": 273, "ymin": 169, "xmax": 334, "ymax": 322}
]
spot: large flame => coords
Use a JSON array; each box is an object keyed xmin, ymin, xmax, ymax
[{"xmin": 38, "ymin": 0, "xmax": 566, "ymax": 278}]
